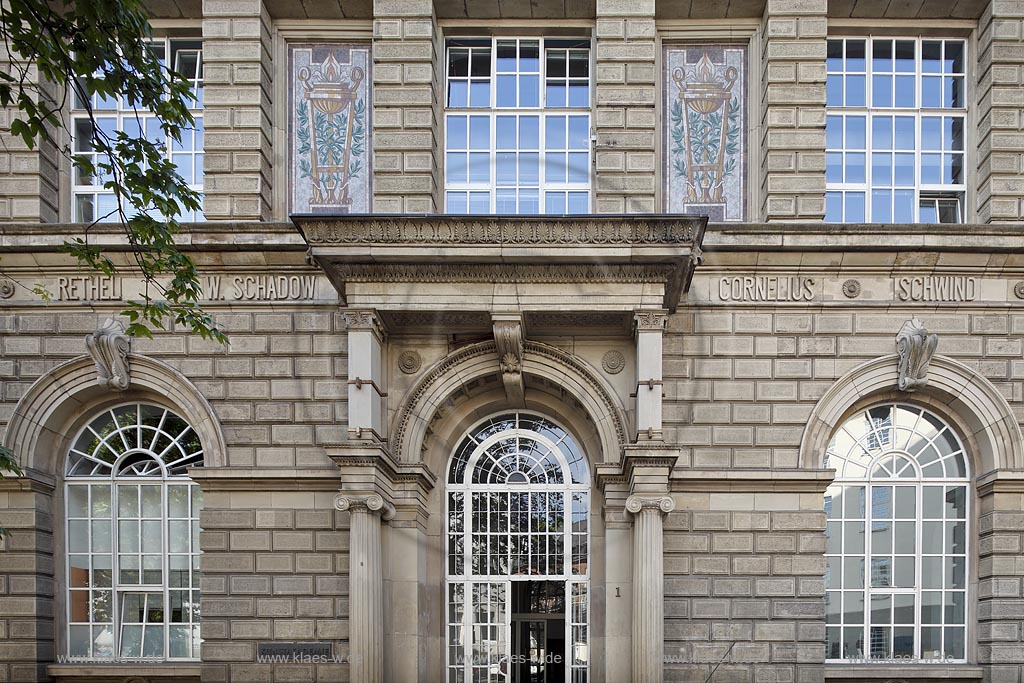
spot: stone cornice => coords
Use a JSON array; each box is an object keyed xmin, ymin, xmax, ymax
[
  {"xmin": 976, "ymin": 469, "xmax": 1024, "ymax": 496},
  {"xmin": 321, "ymin": 441, "xmax": 438, "ymax": 493},
  {"xmin": 0, "ymin": 221, "xmax": 306, "ymax": 251},
  {"xmin": 295, "ymin": 214, "xmax": 707, "ymax": 312},
  {"xmin": 295, "ymin": 214, "xmax": 705, "ymax": 246},
  {"xmin": 185, "ymin": 467, "xmax": 342, "ymax": 491},
  {"xmin": 669, "ymin": 468, "xmax": 837, "ymax": 493},
  {"xmin": 0, "ymin": 467, "xmax": 56, "ymax": 493},
  {"xmin": 706, "ymin": 222, "xmax": 1024, "ymax": 252}
]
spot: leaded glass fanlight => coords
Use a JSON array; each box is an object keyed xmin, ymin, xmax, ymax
[{"xmin": 65, "ymin": 404, "xmax": 203, "ymax": 660}]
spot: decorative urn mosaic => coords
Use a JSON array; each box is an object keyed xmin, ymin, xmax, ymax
[
  {"xmin": 289, "ymin": 45, "xmax": 370, "ymax": 213},
  {"xmin": 665, "ymin": 45, "xmax": 746, "ymax": 221}
]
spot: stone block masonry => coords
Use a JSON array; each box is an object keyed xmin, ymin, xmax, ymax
[
  {"xmin": 202, "ymin": 0, "xmax": 274, "ymax": 220},
  {"xmin": 976, "ymin": 0, "xmax": 1024, "ymax": 222},
  {"xmin": 594, "ymin": 0, "xmax": 658, "ymax": 213},
  {"xmin": 759, "ymin": 0, "xmax": 827, "ymax": 221},
  {"xmin": 371, "ymin": 0, "xmax": 440, "ymax": 213}
]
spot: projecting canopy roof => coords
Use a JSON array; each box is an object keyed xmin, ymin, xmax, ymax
[{"xmin": 294, "ymin": 214, "xmax": 707, "ymax": 324}]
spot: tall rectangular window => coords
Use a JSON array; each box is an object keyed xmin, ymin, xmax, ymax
[
  {"xmin": 444, "ymin": 38, "xmax": 591, "ymax": 215},
  {"xmin": 825, "ymin": 38, "xmax": 966, "ymax": 224},
  {"xmin": 71, "ymin": 38, "xmax": 204, "ymax": 223}
]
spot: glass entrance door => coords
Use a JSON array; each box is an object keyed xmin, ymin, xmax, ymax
[{"xmin": 445, "ymin": 413, "xmax": 590, "ymax": 683}]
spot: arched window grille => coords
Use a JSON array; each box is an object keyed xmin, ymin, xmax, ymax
[
  {"xmin": 65, "ymin": 404, "xmax": 203, "ymax": 660},
  {"xmin": 446, "ymin": 412, "xmax": 590, "ymax": 683},
  {"xmin": 824, "ymin": 403, "xmax": 969, "ymax": 663}
]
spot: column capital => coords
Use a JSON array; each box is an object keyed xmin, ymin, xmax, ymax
[
  {"xmin": 341, "ymin": 308, "xmax": 386, "ymax": 338},
  {"xmin": 335, "ymin": 492, "xmax": 396, "ymax": 521},
  {"xmin": 634, "ymin": 309, "xmax": 668, "ymax": 332},
  {"xmin": 624, "ymin": 494, "xmax": 675, "ymax": 516}
]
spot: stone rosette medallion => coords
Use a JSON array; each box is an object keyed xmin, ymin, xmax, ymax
[{"xmin": 289, "ymin": 44, "xmax": 371, "ymax": 214}]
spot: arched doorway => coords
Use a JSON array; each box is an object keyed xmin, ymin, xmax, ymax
[{"xmin": 445, "ymin": 412, "xmax": 590, "ymax": 683}]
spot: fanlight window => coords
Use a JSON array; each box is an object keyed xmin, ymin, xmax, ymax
[
  {"xmin": 824, "ymin": 403, "xmax": 969, "ymax": 663},
  {"xmin": 65, "ymin": 404, "xmax": 203, "ymax": 660}
]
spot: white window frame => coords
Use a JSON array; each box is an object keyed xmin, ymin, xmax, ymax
[
  {"xmin": 443, "ymin": 37, "xmax": 593, "ymax": 215},
  {"xmin": 824, "ymin": 403, "xmax": 970, "ymax": 665},
  {"xmin": 444, "ymin": 412, "xmax": 590, "ymax": 683},
  {"xmin": 825, "ymin": 36, "xmax": 967, "ymax": 224},
  {"xmin": 70, "ymin": 37, "xmax": 204, "ymax": 223},
  {"xmin": 65, "ymin": 403, "xmax": 203, "ymax": 661}
]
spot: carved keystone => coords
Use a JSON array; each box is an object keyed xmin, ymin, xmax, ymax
[
  {"xmin": 493, "ymin": 314, "xmax": 525, "ymax": 407},
  {"xmin": 85, "ymin": 319, "xmax": 130, "ymax": 390},
  {"xmin": 896, "ymin": 318, "xmax": 938, "ymax": 392}
]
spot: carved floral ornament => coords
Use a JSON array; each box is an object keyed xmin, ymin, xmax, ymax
[
  {"xmin": 896, "ymin": 318, "xmax": 938, "ymax": 392},
  {"xmin": 296, "ymin": 216, "xmax": 702, "ymax": 246},
  {"xmin": 635, "ymin": 310, "xmax": 669, "ymax": 331},
  {"xmin": 85, "ymin": 318, "xmax": 131, "ymax": 391}
]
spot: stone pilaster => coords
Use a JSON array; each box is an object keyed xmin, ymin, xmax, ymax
[
  {"xmin": 0, "ymin": 474, "xmax": 54, "ymax": 683},
  {"xmin": 625, "ymin": 494, "xmax": 674, "ymax": 683},
  {"xmin": 594, "ymin": 0, "xmax": 657, "ymax": 213},
  {"xmin": 372, "ymin": 0, "xmax": 440, "ymax": 213},
  {"xmin": 335, "ymin": 493, "xmax": 394, "ymax": 683},
  {"xmin": 202, "ymin": 0, "xmax": 273, "ymax": 220},
  {"xmin": 634, "ymin": 310, "xmax": 667, "ymax": 442},
  {"xmin": 0, "ymin": 47, "xmax": 58, "ymax": 222},
  {"xmin": 341, "ymin": 309, "xmax": 387, "ymax": 441},
  {"xmin": 977, "ymin": 485, "xmax": 1024, "ymax": 680},
  {"xmin": 977, "ymin": 0, "xmax": 1024, "ymax": 222},
  {"xmin": 759, "ymin": 0, "xmax": 827, "ymax": 221}
]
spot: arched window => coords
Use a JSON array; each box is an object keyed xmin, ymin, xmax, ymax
[
  {"xmin": 446, "ymin": 412, "xmax": 589, "ymax": 683},
  {"xmin": 824, "ymin": 403, "xmax": 969, "ymax": 663},
  {"xmin": 65, "ymin": 403, "xmax": 203, "ymax": 660}
]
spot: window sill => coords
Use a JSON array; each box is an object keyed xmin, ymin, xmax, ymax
[
  {"xmin": 824, "ymin": 664, "xmax": 983, "ymax": 681},
  {"xmin": 47, "ymin": 663, "xmax": 201, "ymax": 682}
]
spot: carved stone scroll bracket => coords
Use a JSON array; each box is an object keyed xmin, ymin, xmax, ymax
[
  {"xmin": 896, "ymin": 317, "xmax": 938, "ymax": 392},
  {"xmin": 85, "ymin": 318, "xmax": 131, "ymax": 391},
  {"xmin": 493, "ymin": 315, "xmax": 525, "ymax": 407},
  {"xmin": 334, "ymin": 492, "xmax": 396, "ymax": 522},
  {"xmin": 624, "ymin": 494, "xmax": 676, "ymax": 517}
]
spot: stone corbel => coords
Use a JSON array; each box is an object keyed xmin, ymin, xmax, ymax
[
  {"xmin": 896, "ymin": 317, "xmax": 938, "ymax": 392},
  {"xmin": 334, "ymin": 492, "xmax": 396, "ymax": 521},
  {"xmin": 493, "ymin": 314, "xmax": 525, "ymax": 407},
  {"xmin": 624, "ymin": 494, "xmax": 676, "ymax": 517},
  {"xmin": 85, "ymin": 318, "xmax": 131, "ymax": 390}
]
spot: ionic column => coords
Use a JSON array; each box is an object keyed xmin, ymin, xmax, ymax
[
  {"xmin": 625, "ymin": 494, "xmax": 675, "ymax": 683},
  {"xmin": 634, "ymin": 310, "xmax": 667, "ymax": 442},
  {"xmin": 335, "ymin": 492, "xmax": 395, "ymax": 683}
]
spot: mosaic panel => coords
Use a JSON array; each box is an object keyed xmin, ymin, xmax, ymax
[
  {"xmin": 665, "ymin": 44, "xmax": 747, "ymax": 221},
  {"xmin": 289, "ymin": 44, "xmax": 371, "ymax": 214}
]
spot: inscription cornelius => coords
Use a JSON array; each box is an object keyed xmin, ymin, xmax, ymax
[{"xmin": 719, "ymin": 276, "xmax": 816, "ymax": 302}]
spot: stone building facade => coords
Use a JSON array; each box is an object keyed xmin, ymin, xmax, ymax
[{"xmin": 1, "ymin": 0, "xmax": 1024, "ymax": 682}]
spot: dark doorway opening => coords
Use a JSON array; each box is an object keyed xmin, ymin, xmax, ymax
[{"xmin": 510, "ymin": 581, "xmax": 566, "ymax": 683}]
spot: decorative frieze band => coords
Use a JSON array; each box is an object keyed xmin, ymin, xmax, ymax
[
  {"xmin": 296, "ymin": 215, "xmax": 703, "ymax": 246},
  {"xmin": 334, "ymin": 493, "xmax": 395, "ymax": 521}
]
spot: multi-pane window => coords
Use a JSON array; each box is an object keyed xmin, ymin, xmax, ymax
[
  {"xmin": 824, "ymin": 404, "xmax": 969, "ymax": 663},
  {"xmin": 72, "ymin": 39, "xmax": 204, "ymax": 222},
  {"xmin": 446, "ymin": 413, "xmax": 589, "ymax": 683},
  {"xmin": 444, "ymin": 38, "xmax": 591, "ymax": 214},
  {"xmin": 825, "ymin": 38, "xmax": 966, "ymax": 223},
  {"xmin": 66, "ymin": 404, "xmax": 204, "ymax": 660}
]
